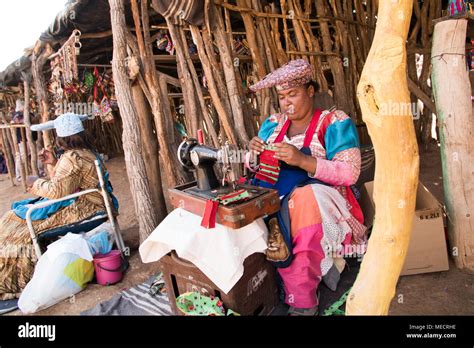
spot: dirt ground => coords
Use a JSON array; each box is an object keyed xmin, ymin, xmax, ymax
[{"xmin": 1, "ymin": 145, "xmax": 473, "ymax": 315}]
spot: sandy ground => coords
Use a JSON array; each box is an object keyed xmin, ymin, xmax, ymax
[{"xmin": 1, "ymin": 146, "xmax": 473, "ymax": 315}]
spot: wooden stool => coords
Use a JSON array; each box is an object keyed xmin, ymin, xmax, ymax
[{"xmin": 159, "ymin": 252, "xmax": 279, "ymax": 316}]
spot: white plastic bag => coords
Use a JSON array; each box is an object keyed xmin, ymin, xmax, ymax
[{"xmin": 18, "ymin": 233, "xmax": 94, "ymax": 314}]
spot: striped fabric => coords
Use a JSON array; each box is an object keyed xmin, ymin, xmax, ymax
[{"xmin": 82, "ymin": 275, "xmax": 172, "ymax": 316}]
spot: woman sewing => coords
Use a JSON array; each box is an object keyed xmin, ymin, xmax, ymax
[
  {"xmin": 0, "ymin": 113, "xmax": 117, "ymax": 300},
  {"xmin": 248, "ymin": 59, "xmax": 367, "ymax": 316}
]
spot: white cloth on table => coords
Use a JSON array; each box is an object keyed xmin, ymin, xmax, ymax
[{"xmin": 139, "ymin": 208, "xmax": 268, "ymax": 294}]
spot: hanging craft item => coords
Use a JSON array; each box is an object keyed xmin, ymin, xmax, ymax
[
  {"xmin": 49, "ymin": 56, "xmax": 64, "ymax": 105},
  {"xmin": 57, "ymin": 30, "xmax": 82, "ymax": 83},
  {"xmin": 92, "ymin": 67, "xmax": 115, "ymax": 123}
]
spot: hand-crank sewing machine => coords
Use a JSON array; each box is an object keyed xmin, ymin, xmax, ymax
[{"xmin": 168, "ymin": 138, "xmax": 280, "ymax": 229}]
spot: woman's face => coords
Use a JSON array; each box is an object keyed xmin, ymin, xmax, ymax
[{"xmin": 277, "ymin": 85, "xmax": 315, "ymax": 121}]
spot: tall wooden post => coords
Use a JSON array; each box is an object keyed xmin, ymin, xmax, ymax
[
  {"xmin": 31, "ymin": 41, "xmax": 54, "ymax": 152},
  {"xmin": 23, "ymin": 80, "xmax": 39, "ymax": 177},
  {"xmin": 346, "ymin": 0, "xmax": 419, "ymax": 315},
  {"xmin": 10, "ymin": 127, "xmax": 28, "ymax": 192},
  {"xmin": 1, "ymin": 111, "xmax": 17, "ymax": 186},
  {"xmin": 1, "ymin": 128, "xmax": 15, "ymax": 186},
  {"xmin": 109, "ymin": 0, "xmax": 159, "ymax": 242},
  {"xmin": 431, "ymin": 18, "xmax": 474, "ymax": 272},
  {"xmin": 131, "ymin": 82, "xmax": 168, "ymax": 220}
]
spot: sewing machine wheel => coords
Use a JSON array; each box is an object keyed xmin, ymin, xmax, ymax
[{"xmin": 177, "ymin": 138, "xmax": 198, "ymax": 169}]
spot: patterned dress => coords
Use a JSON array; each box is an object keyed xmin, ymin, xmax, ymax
[
  {"xmin": 258, "ymin": 109, "xmax": 367, "ymax": 309},
  {"xmin": 0, "ymin": 149, "xmax": 105, "ymax": 300}
]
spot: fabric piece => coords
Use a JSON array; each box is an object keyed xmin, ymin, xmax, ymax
[
  {"xmin": 139, "ymin": 208, "xmax": 268, "ymax": 294},
  {"xmin": 278, "ymin": 185, "xmax": 324, "ymax": 308},
  {"xmin": 277, "ymin": 184, "xmax": 366, "ymax": 309},
  {"xmin": 257, "ymin": 115, "xmax": 279, "ymax": 142},
  {"xmin": 201, "ymin": 199, "xmax": 218, "ymax": 229},
  {"xmin": 324, "ymin": 118, "xmax": 360, "ymax": 160},
  {"xmin": 12, "ymin": 197, "xmax": 76, "ymax": 221},
  {"xmin": 30, "ymin": 113, "xmax": 89, "ymax": 137},
  {"xmin": 81, "ymin": 274, "xmax": 172, "ymax": 316},
  {"xmin": 176, "ymin": 292, "xmax": 226, "ymax": 316},
  {"xmin": 151, "ymin": 0, "xmax": 204, "ymax": 26},
  {"xmin": 249, "ymin": 59, "xmax": 313, "ymax": 92},
  {"xmin": 312, "ymin": 157, "xmax": 357, "ymax": 187},
  {"xmin": 0, "ymin": 299, "xmax": 19, "ymax": 315}
]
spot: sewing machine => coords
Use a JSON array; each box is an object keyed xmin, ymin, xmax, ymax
[{"xmin": 169, "ymin": 138, "xmax": 280, "ymax": 229}]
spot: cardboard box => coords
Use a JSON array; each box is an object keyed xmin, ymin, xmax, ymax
[{"xmin": 359, "ymin": 181, "xmax": 449, "ymax": 276}]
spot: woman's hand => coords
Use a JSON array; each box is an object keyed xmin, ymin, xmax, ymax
[
  {"xmin": 25, "ymin": 175, "xmax": 39, "ymax": 188},
  {"xmin": 249, "ymin": 136, "xmax": 266, "ymax": 155},
  {"xmin": 38, "ymin": 149, "xmax": 57, "ymax": 165},
  {"xmin": 274, "ymin": 143, "xmax": 304, "ymax": 166}
]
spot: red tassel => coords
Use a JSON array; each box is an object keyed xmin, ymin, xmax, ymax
[{"xmin": 201, "ymin": 199, "xmax": 219, "ymax": 229}]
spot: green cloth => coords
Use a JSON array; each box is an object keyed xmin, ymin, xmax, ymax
[{"xmin": 176, "ymin": 292, "xmax": 240, "ymax": 316}]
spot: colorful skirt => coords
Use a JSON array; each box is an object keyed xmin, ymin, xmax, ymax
[{"xmin": 278, "ymin": 184, "xmax": 367, "ymax": 309}]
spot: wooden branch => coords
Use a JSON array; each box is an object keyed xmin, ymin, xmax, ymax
[
  {"xmin": 190, "ymin": 25, "xmax": 238, "ymax": 145},
  {"xmin": 23, "ymin": 80, "xmax": 39, "ymax": 177},
  {"xmin": 0, "ymin": 126, "xmax": 16, "ymax": 186},
  {"xmin": 110, "ymin": 0, "xmax": 158, "ymax": 241},
  {"xmin": 178, "ymin": 26, "xmax": 219, "ymax": 147},
  {"xmin": 407, "ymin": 77, "xmax": 437, "ymax": 114},
  {"xmin": 214, "ymin": 0, "xmax": 375, "ymax": 28},
  {"xmin": 31, "ymin": 41, "xmax": 54, "ymax": 151},
  {"xmin": 346, "ymin": 0, "xmax": 419, "ymax": 315},
  {"xmin": 208, "ymin": 0, "xmax": 249, "ymax": 145},
  {"xmin": 9, "ymin": 126, "xmax": 27, "ymax": 192}
]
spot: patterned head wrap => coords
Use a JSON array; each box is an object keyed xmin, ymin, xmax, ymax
[{"xmin": 249, "ymin": 59, "xmax": 314, "ymax": 92}]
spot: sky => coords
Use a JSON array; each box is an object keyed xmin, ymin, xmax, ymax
[{"xmin": 0, "ymin": 0, "xmax": 67, "ymax": 71}]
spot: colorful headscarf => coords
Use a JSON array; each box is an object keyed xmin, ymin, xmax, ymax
[{"xmin": 249, "ymin": 59, "xmax": 313, "ymax": 92}]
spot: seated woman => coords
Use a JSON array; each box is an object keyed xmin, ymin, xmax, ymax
[
  {"xmin": 0, "ymin": 113, "xmax": 116, "ymax": 300},
  {"xmin": 248, "ymin": 59, "xmax": 367, "ymax": 315}
]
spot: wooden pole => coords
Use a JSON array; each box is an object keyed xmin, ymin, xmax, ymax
[
  {"xmin": 19, "ymin": 127, "xmax": 30, "ymax": 176},
  {"xmin": 130, "ymin": 0, "xmax": 190, "ymax": 188},
  {"xmin": 346, "ymin": 0, "xmax": 419, "ymax": 315},
  {"xmin": 1, "ymin": 129, "xmax": 15, "ymax": 186},
  {"xmin": 208, "ymin": 0, "xmax": 249, "ymax": 145},
  {"xmin": 9, "ymin": 127, "xmax": 28, "ymax": 192},
  {"xmin": 178, "ymin": 27, "xmax": 219, "ymax": 147},
  {"xmin": 431, "ymin": 18, "xmax": 474, "ymax": 272},
  {"xmin": 23, "ymin": 80, "xmax": 39, "ymax": 177},
  {"xmin": 31, "ymin": 41, "xmax": 54, "ymax": 152},
  {"xmin": 190, "ymin": 25, "xmax": 238, "ymax": 145},
  {"xmin": 109, "ymin": 0, "xmax": 159, "ymax": 242},
  {"xmin": 315, "ymin": 0, "xmax": 352, "ymax": 116},
  {"xmin": 131, "ymin": 82, "xmax": 168, "ymax": 220}
]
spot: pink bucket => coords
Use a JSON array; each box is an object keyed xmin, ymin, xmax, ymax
[{"xmin": 93, "ymin": 250, "xmax": 124, "ymax": 286}]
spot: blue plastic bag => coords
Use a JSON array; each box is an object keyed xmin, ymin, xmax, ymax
[{"xmin": 86, "ymin": 231, "xmax": 112, "ymax": 255}]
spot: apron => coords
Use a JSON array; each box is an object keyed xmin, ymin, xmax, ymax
[
  {"xmin": 255, "ymin": 109, "xmax": 323, "ymax": 197},
  {"xmin": 253, "ymin": 109, "xmax": 328, "ymax": 268}
]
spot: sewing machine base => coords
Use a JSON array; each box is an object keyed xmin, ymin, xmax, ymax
[{"xmin": 169, "ymin": 182, "xmax": 280, "ymax": 229}]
